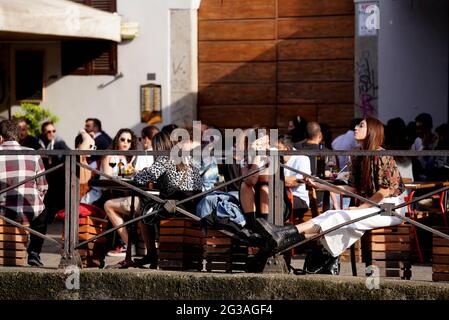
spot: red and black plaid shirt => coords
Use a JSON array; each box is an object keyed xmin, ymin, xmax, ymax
[{"xmin": 0, "ymin": 141, "xmax": 48, "ymax": 219}]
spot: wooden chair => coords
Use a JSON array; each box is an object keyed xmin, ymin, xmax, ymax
[
  {"xmin": 0, "ymin": 220, "xmax": 29, "ymax": 267},
  {"xmin": 158, "ymin": 217, "xmax": 204, "ymax": 271},
  {"xmin": 77, "ymin": 216, "xmax": 108, "ymax": 268},
  {"xmin": 204, "ymin": 228, "xmax": 248, "ymax": 273},
  {"xmin": 432, "ymin": 227, "xmax": 449, "ymax": 282},
  {"xmin": 364, "ymin": 223, "xmax": 412, "ymax": 279}
]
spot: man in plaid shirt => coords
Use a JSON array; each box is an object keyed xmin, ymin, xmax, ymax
[{"xmin": 0, "ymin": 120, "xmax": 48, "ymax": 267}]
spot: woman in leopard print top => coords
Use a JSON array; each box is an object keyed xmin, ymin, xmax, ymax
[
  {"xmin": 133, "ymin": 132, "xmax": 202, "ymax": 195},
  {"xmin": 132, "ymin": 131, "xmax": 202, "ymax": 268}
]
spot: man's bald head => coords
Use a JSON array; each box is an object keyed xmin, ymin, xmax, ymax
[{"xmin": 306, "ymin": 122, "xmax": 322, "ymax": 141}]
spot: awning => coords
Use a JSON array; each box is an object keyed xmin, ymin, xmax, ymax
[{"xmin": 0, "ymin": 0, "xmax": 121, "ymax": 42}]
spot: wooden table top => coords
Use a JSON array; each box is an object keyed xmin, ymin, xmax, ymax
[
  {"xmin": 404, "ymin": 181, "xmax": 449, "ymax": 190},
  {"xmin": 88, "ymin": 178, "xmax": 158, "ymax": 194}
]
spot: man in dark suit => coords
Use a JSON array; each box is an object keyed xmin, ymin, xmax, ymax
[
  {"xmin": 17, "ymin": 118, "xmax": 40, "ymax": 150},
  {"xmin": 37, "ymin": 121, "xmax": 69, "ymax": 224},
  {"xmin": 84, "ymin": 118, "xmax": 112, "ymax": 150}
]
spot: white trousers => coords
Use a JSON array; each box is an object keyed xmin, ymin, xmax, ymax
[{"xmin": 311, "ymin": 195, "xmax": 406, "ymax": 257}]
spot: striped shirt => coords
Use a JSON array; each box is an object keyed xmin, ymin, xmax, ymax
[{"xmin": 0, "ymin": 141, "xmax": 48, "ymax": 219}]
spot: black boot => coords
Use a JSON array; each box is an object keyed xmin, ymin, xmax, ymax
[
  {"xmin": 256, "ymin": 218, "xmax": 306, "ymax": 255},
  {"xmin": 247, "ymin": 250, "xmax": 269, "ymax": 273},
  {"xmin": 244, "ymin": 212, "xmax": 258, "ymax": 232},
  {"xmin": 304, "ymin": 245, "xmax": 340, "ymax": 275},
  {"xmin": 134, "ymin": 250, "xmax": 158, "ymax": 269}
]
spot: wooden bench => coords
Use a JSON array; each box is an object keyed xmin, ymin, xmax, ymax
[
  {"xmin": 204, "ymin": 228, "xmax": 248, "ymax": 273},
  {"xmin": 432, "ymin": 227, "xmax": 449, "ymax": 282},
  {"xmin": 76, "ymin": 216, "xmax": 108, "ymax": 268},
  {"xmin": 158, "ymin": 218, "xmax": 204, "ymax": 271},
  {"xmin": 364, "ymin": 224, "xmax": 412, "ymax": 279},
  {"xmin": 157, "ymin": 217, "xmax": 250, "ymax": 273},
  {"xmin": 0, "ymin": 220, "xmax": 29, "ymax": 267},
  {"xmin": 340, "ymin": 240, "xmax": 363, "ymax": 263}
]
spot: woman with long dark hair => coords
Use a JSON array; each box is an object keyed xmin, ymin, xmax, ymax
[
  {"xmin": 257, "ymin": 118, "xmax": 406, "ymax": 266},
  {"xmin": 101, "ymin": 128, "xmax": 138, "ymax": 176},
  {"xmin": 132, "ymin": 131, "xmax": 203, "ymax": 268},
  {"xmin": 101, "ymin": 128, "xmax": 138, "ymax": 257}
]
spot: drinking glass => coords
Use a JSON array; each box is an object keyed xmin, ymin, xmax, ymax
[
  {"xmin": 108, "ymin": 156, "xmax": 118, "ymax": 177},
  {"xmin": 326, "ymin": 156, "xmax": 337, "ymax": 179}
]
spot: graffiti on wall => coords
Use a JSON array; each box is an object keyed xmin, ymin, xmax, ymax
[{"xmin": 356, "ymin": 50, "xmax": 378, "ymax": 118}]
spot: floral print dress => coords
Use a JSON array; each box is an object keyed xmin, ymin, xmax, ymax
[
  {"xmin": 312, "ymin": 149, "xmax": 407, "ymax": 257},
  {"xmin": 348, "ymin": 151, "xmax": 405, "ymax": 198}
]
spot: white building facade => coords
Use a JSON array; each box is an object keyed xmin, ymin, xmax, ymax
[
  {"xmin": 0, "ymin": 0, "xmax": 447, "ymax": 145},
  {"xmin": 0, "ymin": 0, "xmax": 201, "ymax": 146}
]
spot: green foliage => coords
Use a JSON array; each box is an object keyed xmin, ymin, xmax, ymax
[{"xmin": 13, "ymin": 103, "xmax": 59, "ymax": 137}]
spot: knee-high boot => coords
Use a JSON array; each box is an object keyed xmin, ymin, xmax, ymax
[
  {"xmin": 256, "ymin": 218, "xmax": 306, "ymax": 255},
  {"xmin": 244, "ymin": 212, "xmax": 258, "ymax": 231}
]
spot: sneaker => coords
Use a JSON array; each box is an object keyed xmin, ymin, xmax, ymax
[
  {"xmin": 27, "ymin": 251, "xmax": 44, "ymax": 267},
  {"xmin": 107, "ymin": 245, "xmax": 127, "ymax": 257}
]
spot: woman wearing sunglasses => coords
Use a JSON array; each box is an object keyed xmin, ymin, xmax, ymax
[
  {"xmin": 101, "ymin": 128, "xmax": 137, "ymax": 177},
  {"xmin": 101, "ymin": 128, "xmax": 138, "ymax": 258}
]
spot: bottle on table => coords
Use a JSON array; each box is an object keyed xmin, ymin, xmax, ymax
[
  {"xmin": 117, "ymin": 158, "xmax": 125, "ymax": 178},
  {"xmin": 316, "ymin": 143, "xmax": 326, "ymax": 179}
]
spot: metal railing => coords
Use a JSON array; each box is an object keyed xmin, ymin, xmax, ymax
[{"xmin": 0, "ymin": 149, "xmax": 448, "ymax": 269}]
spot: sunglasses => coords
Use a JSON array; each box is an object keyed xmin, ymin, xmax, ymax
[
  {"xmin": 46, "ymin": 130, "xmax": 56, "ymax": 134},
  {"xmin": 119, "ymin": 138, "xmax": 132, "ymax": 143}
]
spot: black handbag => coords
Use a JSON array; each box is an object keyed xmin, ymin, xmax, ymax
[
  {"xmin": 141, "ymin": 200, "xmax": 166, "ymax": 225},
  {"xmin": 139, "ymin": 170, "xmax": 176, "ymax": 225}
]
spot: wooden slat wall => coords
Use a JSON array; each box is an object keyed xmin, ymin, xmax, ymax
[
  {"xmin": 198, "ymin": 0, "xmax": 354, "ymax": 136},
  {"xmin": 199, "ymin": 0, "xmax": 277, "ymax": 128},
  {"xmin": 199, "ymin": 0, "xmax": 276, "ymax": 20},
  {"xmin": 277, "ymin": 0, "xmax": 354, "ymax": 17}
]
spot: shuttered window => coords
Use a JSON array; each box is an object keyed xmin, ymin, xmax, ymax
[
  {"xmin": 70, "ymin": 0, "xmax": 116, "ymax": 12},
  {"xmin": 61, "ymin": 0, "xmax": 117, "ymax": 75},
  {"xmin": 15, "ymin": 51, "xmax": 44, "ymax": 102}
]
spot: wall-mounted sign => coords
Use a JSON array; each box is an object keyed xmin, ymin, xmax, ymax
[
  {"xmin": 140, "ymin": 83, "xmax": 162, "ymax": 125},
  {"xmin": 358, "ymin": 3, "xmax": 380, "ymax": 37}
]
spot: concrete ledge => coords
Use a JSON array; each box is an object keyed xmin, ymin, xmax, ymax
[{"xmin": 0, "ymin": 268, "xmax": 448, "ymax": 300}]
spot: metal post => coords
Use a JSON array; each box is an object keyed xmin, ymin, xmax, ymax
[
  {"xmin": 273, "ymin": 156, "xmax": 283, "ymax": 227},
  {"xmin": 268, "ymin": 154, "xmax": 283, "ymax": 225},
  {"xmin": 71, "ymin": 155, "xmax": 80, "ymax": 264},
  {"xmin": 60, "ymin": 156, "xmax": 71, "ymax": 266},
  {"xmin": 350, "ymin": 244, "xmax": 357, "ymax": 276},
  {"xmin": 268, "ymin": 159, "xmax": 275, "ymax": 225},
  {"xmin": 264, "ymin": 154, "xmax": 289, "ymax": 274},
  {"xmin": 59, "ymin": 155, "xmax": 81, "ymax": 268}
]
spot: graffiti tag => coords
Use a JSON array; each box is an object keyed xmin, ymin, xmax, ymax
[{"xmin": 356, "ymin": 51, "xmax": 378, "ymax": 117}]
